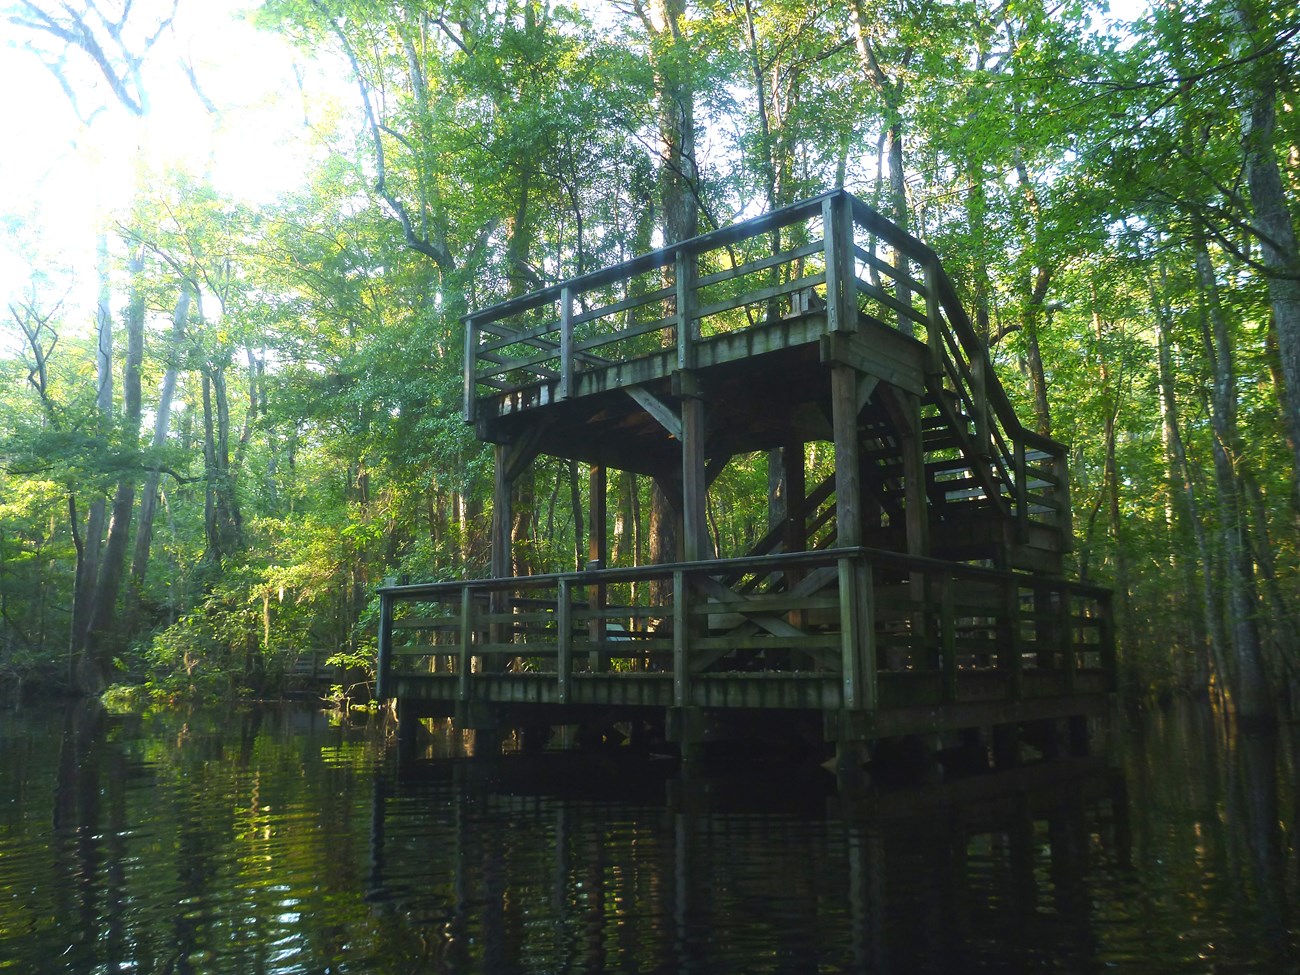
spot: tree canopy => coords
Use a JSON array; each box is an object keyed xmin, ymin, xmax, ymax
[{"xmin": 0, "ymin": 0, "xmax": 1296, "ymax": 714}]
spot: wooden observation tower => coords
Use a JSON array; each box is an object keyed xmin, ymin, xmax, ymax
[{"xmin": 376, "ymin": 191, "xmax": 1115, "ymax": 770}]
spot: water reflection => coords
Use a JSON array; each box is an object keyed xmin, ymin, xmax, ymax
[{"xmin": 0, "ymin": 704, "xmax": 1295, "ymax": 974}]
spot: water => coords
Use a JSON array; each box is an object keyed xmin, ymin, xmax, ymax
[{"xmin": 0, "ymin": 704, "xmax": 1295, "ymax": 974}]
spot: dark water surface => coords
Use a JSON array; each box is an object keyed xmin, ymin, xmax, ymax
[{"xmin": 1, "ymin": 704, "xmax": 1295, "ymax": 974}]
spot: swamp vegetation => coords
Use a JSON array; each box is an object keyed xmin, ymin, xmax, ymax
[{"xmin": 0, "ymin": 0, "xmax": 1297, "ymax": 722}]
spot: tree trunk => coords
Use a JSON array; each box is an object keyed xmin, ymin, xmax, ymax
[
  {"xmin": 1151, "ymin": 268, "xmax": 1219, "ymax": 694},
  {"xmin": 1233, "ymin": 0, "xmax": 1300, "ymax": 512},
  {"xmin": 82, "ymin": 243, "xmax": 146, "ymax": 687},
  {"xmin": 1194, "ymin": 229, "xmax": 1273, "ymax": 723},
  {"xmin": 128, "ymin": 282, "xmax": 191, "ymax": 611}
]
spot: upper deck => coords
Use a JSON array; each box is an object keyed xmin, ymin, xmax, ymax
[{"xmin": 463, "ymin": 190, "xmax": 1069, "ymax": 553}]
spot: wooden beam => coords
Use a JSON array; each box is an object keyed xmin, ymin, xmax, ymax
[
  {"xmin": 491, "ymin": 443, "xmax": 512, "ymax": 578},
  {"xmin": 681, "ymin": 392, "xmax": 708, "ymax": 562},
  {"xmin": 819, "ymin": 329, "xmax": 922, "ymax": 397},
  {"xmin": 626, "ymin": 385, "xmax": 683, "ymax": 440},
  {"xmin": 831, "ymin": 363, "xmax": 863, "ymax": 547}
]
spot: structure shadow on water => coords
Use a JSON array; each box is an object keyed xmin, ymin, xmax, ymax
[{"xmin": 367, "ymin": 745, "xmax": 1131, "ymax": 974}]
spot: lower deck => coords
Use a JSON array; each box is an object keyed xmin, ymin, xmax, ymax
[{"xmin": 377, "ymin": 546, "xmax": 1114, "ymax": 757}]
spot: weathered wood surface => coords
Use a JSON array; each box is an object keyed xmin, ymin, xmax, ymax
[
  {"xmin": 377, "ymin": 547, "xmax": 1115, "ymax": 734},
  {"xmin": 464, "ymin": 188, "xmax": 1070, "ymax": 550}
]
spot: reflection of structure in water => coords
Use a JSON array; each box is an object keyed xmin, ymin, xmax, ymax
[{"xmin": 365, "ymin": 754, "xmax": 1129, "ymax": 974}]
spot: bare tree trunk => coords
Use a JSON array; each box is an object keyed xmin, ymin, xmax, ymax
[
  {"xmin": 129, "ymin": 282, "xmax": 190, "ymax": 610},
  {"xmin": 82, "ymin": 243, "xmax": 146, "ymax": 687},
  {"xmin": 1152, "ymin": 269, "xmax": 1219, "ymax": 694},
  {"xmin": 1232, "ymin": 0, "xmax": 1300, "ymax": 512},
  {"xmin": 640, "ymin": 0, "xmax": 697, "ymax": 602},
  {"xmin": 1194, "ymin": 229, "xmax": 1273, "ymax": 724},
  {"xmin": 201, "ymin": 363, "xmax": 242, "ymax": 568}
]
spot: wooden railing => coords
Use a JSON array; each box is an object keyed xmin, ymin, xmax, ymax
[
  {"xmin": 376, "ymin": 549, "xmax": 1115, "ymax": 711},
  {"xmin": 463, "ymin": 189, "xmax": 1070, "ymax": 541}
]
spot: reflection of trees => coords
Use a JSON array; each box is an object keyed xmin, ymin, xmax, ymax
[{"xmin": 12, "ymin": 706, "xmax": 420, "ymax": 974}]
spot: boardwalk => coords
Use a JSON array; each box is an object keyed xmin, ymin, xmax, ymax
[{"xmin": 377, "ymin": 190, "xmax": 1114, "ymax": 768}]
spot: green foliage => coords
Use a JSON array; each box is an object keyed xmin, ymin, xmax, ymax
[{"xmin": 1, "ymin": 0, "xmax": 1296, "ymax": 708}]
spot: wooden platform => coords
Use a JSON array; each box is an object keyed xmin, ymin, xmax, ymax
[{"xmin": 378, "ymin": 190, "xmax": 1111, "ymax": 763}]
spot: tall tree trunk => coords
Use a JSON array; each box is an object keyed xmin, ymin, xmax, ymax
[
  {"xmin": 82, "ymin": 243, "xmax": 146, "ymax": 688},
  {"xmin": 1232, "ymin": 0, "xmax": 1300, "ymax": 512},
  {"xmin": 128, "ymin": 282, "xmax": 191, "ymax": 612},
  {"xmin": 201, "ymin": 362, "xmax": 242, "ymax": 568},
  {"xmin": 70, "ymin": 235, "xmax": 114, "ymax": 694},
  {"xmin": 849, "ymin": 0, "xmax": 912, "ymax": 334},
  {"xmin": 1151, "ymin": 268, "xmax": 1219, "ymax": 694},
  {"xmin": 1194, "ymin": 228, "xmax": 1273, "ymax": 723},
  {"xmin": 641, "ymin": 0, "xmax": 697, "ymax": 596}
]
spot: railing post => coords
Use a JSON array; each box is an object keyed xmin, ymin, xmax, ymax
[
  {"xmin": 458, "ymin": 586, "xmax": 474, "ymax": 703},
  {"xmin": 822, "ymin": 193, "xmax": 856, "ymax": 334},
  {"xmin": 558, "ymin": 285, "xmax": 574, "ymax": 401},
  {"xmin": 924, "ymin": 258, "xmax": 943, "ymax": 371},
  {"xmin": 673, "ymin": 570, "xmax": 690, "ymax": 707},
  {"xmin": 463, "ymin": 317, "xmax": 478, "ymax": 423},
  {"xmin": 675, "ymin": 248, "xmax": 697, "ymax": 371},
  {"xmin": 1014, "ymin": 438, "xmax": 1029, "ymax": 543},
  {"xmin": 376, "ymin": 590, "xmax": 394, "ymax": 701},
  {"xmin": 557, "ymin": 578, "xmax": 573, "ymax": 704},
  {"xmin": 1053, "ymin": 448, "xmax": 1073, "ymax": 545}
]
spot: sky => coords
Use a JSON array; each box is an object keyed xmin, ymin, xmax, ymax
[
  {"xmin": 0, "ymin": 0, "xmax": 351, "ymax": 325},
  {"xmin": 0, "ymin": 0, "xmax": 1150, "ymax": 339}
]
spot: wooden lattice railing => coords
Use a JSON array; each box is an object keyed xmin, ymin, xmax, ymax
[
  {"xmin": 463, "ymin": 190, "xmax": 1070, "ymax": 543},
  {"xmin": 376, "ymin": 548, "xmax": 1114, "ymax": 712}
]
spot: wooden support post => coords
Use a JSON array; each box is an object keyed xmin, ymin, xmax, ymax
[
  {"xmin": 458, "ymin": 586, "xmax": 474, "ymax": 703},
  {"xmin": 1034, "ymin": 584, "xmax": 1056, "ymax": 670},
  {"xmin": 939, "ymin": 572, "xmax": 957, "ymax": 704},
  {"xmin": 899, "ymin": 392, "xmax": 930, "ymax": 559},
  {"xmin": 491, "ymin": 444, "xmax": 512, "ymax": 579},
  {"xmin": 588, "ymin": 465, "xmax": 607, "ymax": 672},
  {"xmin": 680, "ymin": 386, "xmax": 708, "ymax": 563},
  {"xmin": 832, "ymin": 365, "xmax": 863, "ymax": 547},
  {"xmin": 838, "ymin": 556, "xmax": 877, "ymax": 711},
  {"xmin": 1053, "ymin": 449, "xmax": 1073, "ymax": 544},
  {"xmin": 463, "ymin": 317, "xmax": 478, "ymax": 422},
  {"xmin": 924, "ymin": 259, "xmax": 943, "ymax": 371},
  {"xmin": 673, "ymin": 569, "xmax": 690, "ymax": 707},
  {"xmin": 376, "ymin": 590, "xmax": 393, "ymax": 701},
  {"xmin": 557, "ymin": 578, "xmax": 573, "ymax": 704},
  {"xmin": 675, "ymin": 248, "xmax": 697, "ymax": 372},
  {"xmin": 782, "ymin": 442, "xmax": 807, "ymax": 553},
  {"xmin": 1004, "ymin": 578, "xmax": 1024, "ymax": 701},
  {"xmin": 589, "ymin": 464, "xmax": 608, "ymax": 568},
  {"xmin": 823, "ymin": 193, "xmax": 857, "ymax": 334},
  {"xmin": 1014, "ymin": 438, "xmax": 1029, "ymax": 544},
  {"xmin": 490, "ymin": 444, "xmax": 512, "ymax": 670},
  {"xmin": 783, "ymin": 442, "xmax": 807, "ymax": 616},
  {"xmin": 558, "ymin": 285, "xmax": 574, "ymax": 401}
]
